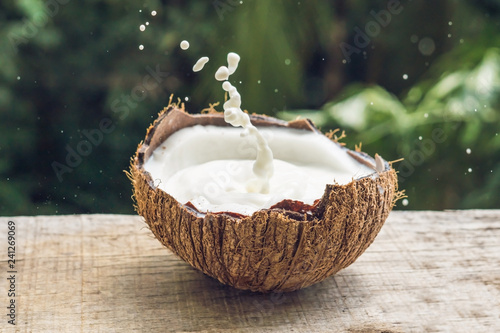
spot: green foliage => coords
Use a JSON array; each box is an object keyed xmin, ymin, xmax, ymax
[
  {"xmin": 0, "ymin": 0, "xmax": 499, "ymax": 215},
  {"xmin": 281, "ymin": 48, "xmax": 500, "ymax": 209}
]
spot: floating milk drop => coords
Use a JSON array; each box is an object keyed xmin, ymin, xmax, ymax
[
  {"xmin": 466, "ymin": 148, "xmax": 471, "ymax": 154},
  {"xmin": 285, "ymin": 59, "xmax": 291, "ymax": 65},
  {"xmin": 17, "ymin": 76, "xmax": 21, "ymax": 80},
  {"xmin": 193, "ymin": 57, "xmax": 209, "ymax": 72},
  {"xmin": 227, "ymin": 52, "xmax": 240, "ymax": 75},
  {"xmin": 403, "ymin": 74, "xmax": 408, "ymax": 80},
  {"xmin": 151, "ymin": 10, "xmax": 157, "ymax": 16},
  {"xmin": 402, "ymin": 199, "xmax": 409, "ymax": 206},
  {"xmin": 180, "ymin": 40, "xmax": 190, "ymax": 50},
  {"xmin": 419, "ymin": 136, "xmax": 422, "ymax": 140},
  {"xmin": 139, "ymin": 45, "xmax": 144, "ymax": 50},
  {"xmin": 145, "ymin": 22, "xmax": 149, "ymax": 26},
  {"xmin": 468, "ymin": 168, "xmax": 472, "ymax": 173},
  {"xmin": 185, "ymin": 97, "xmax": 189, "ymax": 102},
  {"xmin": 215, "ymin": 66, "xmax": 230, "ymax": 81},
  {"xmin": 424, "ymin": 113, "xmax": 429, "ymax": 118},
  {"xmin": 139, "ymin": 24, "xmax": 146, "ymax": 31}
]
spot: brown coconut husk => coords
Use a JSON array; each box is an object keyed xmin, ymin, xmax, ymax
[{"xmin": 130, "ymin": 105, "xmax": 400, "ymax": 292}]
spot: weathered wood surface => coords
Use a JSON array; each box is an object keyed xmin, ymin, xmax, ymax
[{"xmin": 0, "ymin": 211, "xmax": 499, "ymax": 332}]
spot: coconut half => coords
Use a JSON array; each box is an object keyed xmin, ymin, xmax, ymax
[{"xmin": 130, "ymin": 105, "xmax": 399, "ymax": 292}]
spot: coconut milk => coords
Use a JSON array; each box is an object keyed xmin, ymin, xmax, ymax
[{"xmin": 144, "ymin": 125, "xmax": 374, "ymax": 215}]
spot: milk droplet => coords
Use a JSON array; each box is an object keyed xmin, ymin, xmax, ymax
[
  {"xmin": 222, "ymin": 81, "xmax": 231, "ymax": 91},
  {"xmin": 448, "ymin": 21, "xmax": 453, "ymax": 26},
  {"xmin": 215, "ymin": 66, "xmax": 230, "ymax": 81},
  {"xmin": 17, "ymin": 76, "xmax": 21, "ymax": 80},
  {"xmin": 193, "ymin": 57, "xmax": 209, "ymax": 72},
  {"xmin": 448, "ymin": 34, "xmax": 452, "ymax": 38},
  {"xmin": 180, "ymin": 40, "xmax": 190, "ymax": 50},
  {"xmin": 151, "ymin": 10, "xmax": 157, "ymax": 16},
  {"xmin": 184, "ymin": 97, "xmax": 189, "ymax": 102},
  {"xmin": 468, "ymin": 168, "xmax": 472, "ymax": 173},
  {"xmin": 342, "ymin": 59, "xmax": 347, "ymax": 64},
  {"xmin": 274, "ymin": 89, "xmax": 278, "ymax": 93},
  {"xmin": 257, "ymin": 80, "xmax": 261, "ymax": 84},
  {"xmin": 145, "ymin": 22, "xmax": 149, "ymax": 26},
  {"xmin": 466, "ymin": 148, "xmax": 471, "ymax": 154},
  {"xmin": 419, "ymin": 136, "xmax": 423, "ymax": 140},
  {"xmin": 402, "ymin": 199, "xmax": 409, "ymax": 206},
  {"xmin": 402, "ymin": 74, "xmax": 408, "ymax": 80},
  {"xmin": 139, "ymin": 45, "xmax": 144, "ymax": 50},
  {"xmin": 424, "ymin": 113, "xmax": 429, "ymax": 118},
  {"xmin": 139, "ymin": 24, "xmax": 146, "ymax": 31},
  {"xmin": 227, "ymin": 52, "xmax": 240, "ymax": 75}
]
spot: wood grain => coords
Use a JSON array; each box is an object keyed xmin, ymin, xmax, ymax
[{"xmin": 0, "ymin": 211, "xmax": 499, "ymax": 332}]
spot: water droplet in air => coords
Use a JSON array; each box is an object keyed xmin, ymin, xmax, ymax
[
  {"xmin": 257, "ymin": 80, "xmax": 261, "ymax": 84},
  {"xmin": 424, "ymin": 113, "xmax": 429, "ymax": 118},
  {"xmin": 410, "ymin": 35, "xmax": 419, "ymax": 43},
  {"xmin": 17, "ymin": 76, "xmax": 21, "ymax": 80},
  {"xmin": 151, "ymin": 10, "xmax": 157, "ymax": 16},
  {"xmin": 447, "ymin": 34, "xmax": 452, "ymax": 38},
  {"xmin": 403, "ymin": 74, "xmax": 408, "ymax": 80},
  {"xmin": 139, "ymin": 45, "xmax": 144, "ymax": 50},
  {"xmin": 419, "ymin": 136, "xmax": 422, "ymax": 140},
  {"xmin": 402, "ymin": 199, "xmax": 409, "ymax": 206},
  {"xmin": 184, "ymin": 97, "xmax": 189, "ymax": 102},
  {"xmin": 342, "ymin": 59, "xmax": 347, "ymax": 64},
  {"xmin": 448, "ymin": 21, "xmax": 453, "ymax": 26},
  {"xmin": 418, "ymin": 37, "xmax": 436, "ymax": 56},
  {"xmin": 466, "ymin": 148, "xmax": 471, "ymax": 154},
  {"xmin": 139, "ymin": 24, "xmax": 146, "ymax": 31},
  {"xmin": 145, "ymin": 22, "xmax": 149, "ymax": 26},
  {"xmin": 285, "ymin": 59, "xmax": 291, "ymax": 65},
  {"xmin": 274, "ymin": 89, "xmax": 278, "ymax": 93},
  {"xmin": 468, "ymin": 168, "xmax": 472, "ymax": 173}
]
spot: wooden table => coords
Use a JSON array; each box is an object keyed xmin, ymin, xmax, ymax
[{"xmin": 1, "ymin": 211, "xmax": 499, "ymax": 332}]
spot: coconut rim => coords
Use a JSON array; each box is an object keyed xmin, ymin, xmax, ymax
[{"xmin": 134, "ymin": 105, "xmax": 392, "ymax": 219}]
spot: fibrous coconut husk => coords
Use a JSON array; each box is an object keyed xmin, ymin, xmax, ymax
[{"xmin": 130, "ymin": 106, "xmax": 400, "ymax": 292}]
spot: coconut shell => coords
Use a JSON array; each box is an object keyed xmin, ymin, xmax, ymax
[{"xmin": 130, "ymin": 106, "xmax": 399, "ymax": 292}]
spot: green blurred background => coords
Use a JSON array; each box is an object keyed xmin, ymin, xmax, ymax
[{"xmin": 0, "ymin": 0, "xmax": 499, "ymax": 215}]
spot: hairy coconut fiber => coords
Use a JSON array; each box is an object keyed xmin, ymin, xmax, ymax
[{"xmin": 130, "ymin": 106, "xmax": 400, "ymax": 293}]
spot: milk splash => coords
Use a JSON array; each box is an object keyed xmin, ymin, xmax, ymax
[{"xmin": 192, "ymin": 50, "xmax": 274, "ymax": 193}]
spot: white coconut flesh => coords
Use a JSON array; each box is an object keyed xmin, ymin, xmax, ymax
[{"xmin": 143, "ymin": 124, "xmax": 375, "ymax": 216}]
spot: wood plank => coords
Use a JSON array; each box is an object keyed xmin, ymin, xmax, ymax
[{"xmin": 0, "ymin": 211, "xmax": 499, "ymax": 332}]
